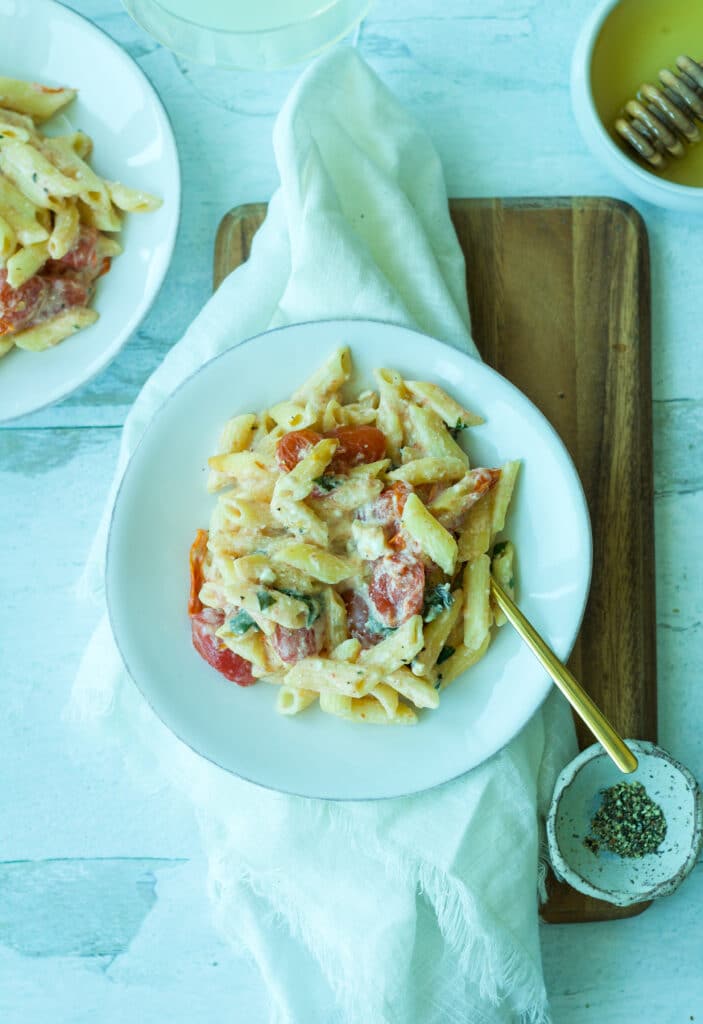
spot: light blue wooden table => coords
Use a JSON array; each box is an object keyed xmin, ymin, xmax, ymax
[{"xmin": 1, "ymin": 2, "xmax": 701, "ymax": 1021}]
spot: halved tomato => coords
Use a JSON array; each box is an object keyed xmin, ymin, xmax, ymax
[
  {"xmin": 276, "ymin": 425, "xmax": 387, "ymax": 475},
  {"xmin": 0, "ymin": 270, "xmax": 48, "ymax": 336},
  {"xmin": 191, "ymin": 608, "xmax": 256, "ymax": 686},
  {"xmin": 275, "ymin": 429, "xmax": 323, "ymax": 472},
  {"xmin": 272, "ymin": 624, "xmax": 319, "ymax": 664},
  {"xmin": 188, "ymin": 529, "xmax": 209, "ymax": 615},
  {"xmin": 368, "ymin": 554, "xmax": 425, "ymax": 629},
  {"xmin": 326, "ymin": 425, "xmax": 386, "ymax": 472},
  {"xmin": 342, "ymin": 590, "xmax": 388, "ymax": 649}
]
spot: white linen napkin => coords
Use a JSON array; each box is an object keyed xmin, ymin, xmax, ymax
[{"xmin": 72, "ymin": 47, "xmax": 577, "ymax": 1024}]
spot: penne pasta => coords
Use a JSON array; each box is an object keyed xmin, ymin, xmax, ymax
[
  {"xmin": 371, "ymin": 683, "xmax": 399, "ymax": 717},
  {"xmin": 404, "ymin": 401, "xmax": 469, "ymax": 466},
  {"xmin": 0, "ymin": 77, "xmax": 76, "ymax": 121},
  {"xmin": 434, "ymin": 635, "xmax": 491, "ymax": 690},
  {"xmin": 0, "ymin": 173, "xmax": 49, "ymax": 245},
  {"xmin": 0, "ymin": 107, "xmax": 37, "ymax": 139},
  {"xmin": 456, "ymin": 493, "xmax": 493, "ymax": 562},
  {"xmin": 359, "ymin": 616, "xmax": 424, "ymax": 677},
  {"xmin": 272, "ymin": 438, "xmax": 337, "ymax": 502},
  {"xmin": 273, "ymin": 542, "xmax": 357, "ymax": 584},
  {"xmin": 292, "ymin": 345, "xmax": 351, "ymax": 407},
  {"xmin": 401, "ymin": 492, "xmax": 458, "ymax": 575},
  {"xmin": 284, "ymin": 657, "xmax": 371, "ymax": 697},
  {"xmin": 187, "ymin": 349, "xmax": 519, "ymax": 725},
  {"xmin": 39, "ymin": 136, "xmax": 112, "ymax": 209},
  {"xmin": 0, "ymin": 212, "xmax": 16, "ymax": 260},
  {"xmin": 0, "ymin": 137, "xmax": 82, "ymax": 208},
  {"xmin": 6, "ymin": 239, "xmax": 47, "ymax": 287},
  {"xmin": 405, "ymin": 379, "xmax": 483, "ymax": 429},
  {"xmin": 490, "ymin": 460, "xmax": 520, "ymax": 537},
  {"xmin": 12, "ymin": 306, "xmax": 97, "ymax": 351},
  {"xmin": 325, "ymin": 591, "xmax": 349, "ymax": 651},
  {"xmin": 386, "ymin": 667, "xmax": 440, "ymax": 709},
  {"xmin": 0, "ymin": 77, "xmax": 161, "ymax": 365},
  {"xmin": 490, "ymin": 540, "xmax": 516, "ymax": 627},
  {"xmin": 387, "ymin": 456, "xmax": 466, "ymax": 486},
  {"xmin": 319, "ymin": 690, "xmax": 417, "ymax": 725},
  {"xmin": 208, "ymin": 450, "xmax": 276, "ymax": 500},
  {"xmin": 276, "ymin": 687, "xmax": 319, "ymax": 716},
  {"xmin": 462, "ymin": 555, "xmax": 492, "ymax": 654},
  {"xmin": 107, "ymin": 180, "xmax": 162, "ymax": 213},
  {"xmin": 412, "ymin": 587, "xmax": 464, "ymax": 678},
  {"xmin": 374, "ymin": 367, "xmax": 405, "ymax": 460},
  {"xmin": 331, "ymin": 637, "xmax": 361, "ymax": 662},
  {"xmin": 48, "ymin": 201, "xmax": 80, "ymax": 259},
  {"xmin": 267, "ymin": 400, "xmax": 316, "ymax": 432},
  {"xmin": 271, "ymin": 498, "xmax": 329, "ymax": 548}
]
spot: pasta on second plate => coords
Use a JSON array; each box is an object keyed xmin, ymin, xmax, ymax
[
  {"xmin": 188, "ymin": 347, "xmax": 520, "ymax": 725},
  {"xmin": 0, "ymin": 76, "xmax": 161, "ymax": 359}
]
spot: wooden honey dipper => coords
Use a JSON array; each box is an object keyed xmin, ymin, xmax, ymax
[{"xmin": 615, "ymin": 55, "xmax": 703, "ymax": 169}]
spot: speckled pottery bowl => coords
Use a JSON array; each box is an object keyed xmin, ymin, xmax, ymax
[{"xmin": 547, "ymin": 740, "xmax": 703, "ymax": 906}]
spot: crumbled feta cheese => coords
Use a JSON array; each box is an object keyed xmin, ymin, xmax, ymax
[{"xmin": 351, "ymin": 521, "xmax": 387, "ymax": 561}]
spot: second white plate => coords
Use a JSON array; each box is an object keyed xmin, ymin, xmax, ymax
[{"xmin": 0, "ymin": 0, "xmax": 180, "ymax": 422}]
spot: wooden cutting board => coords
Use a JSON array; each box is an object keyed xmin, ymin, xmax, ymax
[{"xmin": 214, "ymin": 197, "xmax": 656, "ymax": 923}]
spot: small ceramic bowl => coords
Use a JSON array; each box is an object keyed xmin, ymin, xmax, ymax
[
  {"xmin": 571, "ymin": 0, "xmax": 703, "ymax": 212},
  {"xmin": 547, "ymin": 740, "xmax": 703, "ymax": 906}
]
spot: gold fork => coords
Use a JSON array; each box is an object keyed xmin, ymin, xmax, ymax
[{"xmin": 490, "ymin": 578, "xmax": 638, "ymax": 774}]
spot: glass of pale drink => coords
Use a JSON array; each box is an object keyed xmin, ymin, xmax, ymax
[{"xmin": 122, "ymin": 0, "xmax": 371, "ymax": 68}]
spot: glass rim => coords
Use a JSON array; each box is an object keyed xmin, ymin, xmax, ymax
[{"xmin": 126, "ymin": 0, "xmax": 353, "ymax": 38}]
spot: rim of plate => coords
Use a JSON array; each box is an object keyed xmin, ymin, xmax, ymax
[
  {"xmin": 0, "ymin": 0, "xmax": 181, "ymax": 423},
  {"xmin": 106, "ymin": 318, "xmax": 594, "ymax": 800}
]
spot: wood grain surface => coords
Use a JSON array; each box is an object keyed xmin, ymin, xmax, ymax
[{"xmin": 214, "ymin": 197, "xmax": 656, "ymax": 924}]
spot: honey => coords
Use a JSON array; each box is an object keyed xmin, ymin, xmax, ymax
[{"xmin": 591, "ymin": 0, "xmax": 703, "ymax": 187}]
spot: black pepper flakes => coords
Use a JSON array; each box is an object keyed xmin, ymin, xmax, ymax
[{"xmin": 584, "ymin": 780, "xmax": 667, "ymax": 858}]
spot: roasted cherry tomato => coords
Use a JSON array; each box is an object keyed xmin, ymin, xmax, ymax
[
  {"xmin": 434, "ymin": 467, "xmax": 501, "ymax": 533},
  {"xmin": 47, "ymin": 275, "xmax": 90, "ymax": 309},
  {"xmin": 52, "ymin": 226, "xmax": 101, "ymax": 273},
  {"xmin": 370, "ymin": 480, "xmax": 411, "ymax": 523},
  {"xmin": 191, "ymin": 608, "xmax": 256, "ymax": 686},
  {"xmin": 342, "ymin": 590, "xmax": 388, "ymax": 649},
  {"xmin": 368, "ymin": 554, "xmax": 425, "ymax": 629},
  {"xmin": 188, "ymin": 529, "xmax": 209, "ymax": 615},
  {"xmin": 0, "ymin": 269, "xmax": 48, "ymax": 336},
  {"xmin": 327, "ymin": 426, "xmax": 386, "ymax": 472},
  {"xmin": 359, "ymin": 480, "xmax": 412, "ymax": 542},
  {"xmin": 275, "ymin": 428, "xmax": 323, "ymax": 472},
  {"xmin": 276, "ymin": 425, "xmax": 387, "ymax": 475},
  {"xmin": 272, "ymin": 624, "xmax": 319, "ymax": 664}
]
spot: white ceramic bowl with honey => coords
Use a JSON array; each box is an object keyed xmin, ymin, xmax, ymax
[
  {"xmin": 571, "ymin": 0, "xmax": 703, "ymax": 212},
  {"xmin": 547, "ymin": 740, "xmax": 703, "ymax": 907}
]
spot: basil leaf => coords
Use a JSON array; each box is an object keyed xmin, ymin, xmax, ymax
[
  {"xmin": 422, "ymin": 583, "xmax": 454, "ymax": 623},
  {"xmin": 366, "ymin": 611, "xmax": 396, "ymax": 639},
  {"xmin": 257, "ymin": 591, "xmax": 277, "ymax": 611},
  {"xmin": 449, "ymin": 418, "xmax": 468, "ymax": 439},
  {"xmin": 229, "ymin": 610, "xmax": 259, "ymax": 636},
  {"xmin": 276, "ymin": 588, "xmax": 322, "ymax": 628},
  {"xmin": 437, "ymin": 645, "xmax": 455, "ymax": 665},
  {"xmin": 313, "ymin": 475, "xmax": 341, "ymax": 493}
]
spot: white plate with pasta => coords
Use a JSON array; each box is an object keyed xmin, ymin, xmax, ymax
[
  {"xmin": 107, "ymin": 321, "xmax": 592, "ymax": 799},
  {"xmin": 0, "ymin": 0, "xmax": 179, "ymax": 421}
]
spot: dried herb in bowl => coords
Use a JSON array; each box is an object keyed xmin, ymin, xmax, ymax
[{"xmin": 584, "ymin": 781, "xmax": 667, "ymax": 858}]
